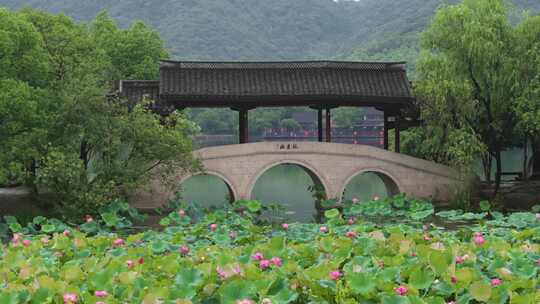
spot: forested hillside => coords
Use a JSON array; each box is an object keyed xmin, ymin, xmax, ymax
[{"xmin": 1, "ymin": 0, "xmax": 538, "ymax": 62}]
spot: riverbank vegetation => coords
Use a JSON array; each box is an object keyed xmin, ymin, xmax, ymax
[
  {"xmin": 0, "ymin": 9, "xmax": 198, "ymax": 217},
  {"xmin": 1, "ymin": 196, "xmax": 538, "ymax": 303}
]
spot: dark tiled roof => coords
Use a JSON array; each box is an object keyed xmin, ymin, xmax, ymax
[
  {"xmin": 158, "ymin": 60, "xmax": 412, "ymax": 106},
  {"xmin": 119, "ymin": 60, "xmax": 414, "ymax": 109}
]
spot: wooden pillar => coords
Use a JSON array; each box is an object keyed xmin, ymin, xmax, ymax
[
  {"xmin": 325, "ymin": 108, "xmax": 331, "ymax": 143},
  {"xmin": 317, "ymin": 108, "xmax": 323, "ymax": 142},
  {"xmin": 395, "ymin": 115, "xmax": 401, "ymax": 153},
  {"xmin": 383, "ymin": 111, "xmax": 389, "ymax": 150},
  {"xmin": 239, "ymin": 109, "xmax": 249, "ymax": 144}
]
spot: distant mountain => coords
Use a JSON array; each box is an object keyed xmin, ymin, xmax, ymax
[{"xmin": 1, "ymin": 0, "xmax": 538, "ymax": 62}]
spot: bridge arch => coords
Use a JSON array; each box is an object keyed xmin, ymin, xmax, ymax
[
  {"xmin": 247, "ymin": 159, "xmax": 329, "ymax": 200},
  {"xmin": 179, "ymin": 170, "xmax": 238, "ymax": 203},
  {"xmin": 339, "ymin": 168, "xmax": 401, "ymax": 202}
]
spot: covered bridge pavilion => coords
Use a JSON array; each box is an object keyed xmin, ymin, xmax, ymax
[{"xmin": 119, "ymin": 60, "xmax": 419, "ymax": 152}]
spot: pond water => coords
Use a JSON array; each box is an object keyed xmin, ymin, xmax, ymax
[{"xmin": 180, "ymin": 164, "xmax": 388, "ymax": 222}]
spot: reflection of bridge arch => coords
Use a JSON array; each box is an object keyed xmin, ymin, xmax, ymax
[
  {"xmin": 179, "ymin": 170, "xmax": 237, "ymax": 202},
  {"xmin": 130, "ymin": 142, "xmax": 461, "ymax": 209},
  {"xmin": 339, "ymin": 168, "xmax": 401, "ymax": 201},
  {"xmin": 247, "ymin": 160, "xmax": 329, "ymax": 199}
]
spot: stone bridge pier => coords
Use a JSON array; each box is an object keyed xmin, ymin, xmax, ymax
[{"xmin": 131, "ymin": 142, "xmax": 461, "ymax": 209}]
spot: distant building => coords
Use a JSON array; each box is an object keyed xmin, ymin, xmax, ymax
[{"xmin": 264, "ymin": 107, "xmax": 384, "ymax": 147}]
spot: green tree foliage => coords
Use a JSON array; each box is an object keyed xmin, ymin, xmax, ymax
[
  {"xmin": 332, "ymin": 107, "xmax": 364, "ymax": 128},
  {"xmin": 513, "ymin": 15, "xmax": 540, "ymax": 175},
  {"xmin": 0, "ymin": 8, "xmax": 196, "ymax": 217},
  {"xmin": 413, "ymin": 0, "xmax": 539, "ymax": 194},
  {"xmin": 279, "ymin": 119, "xmax": 302, "ymax": 131}
]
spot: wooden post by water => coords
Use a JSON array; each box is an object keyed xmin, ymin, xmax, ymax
[
  {"xmin": 325, "ymin": 108, "xmax": 331, "ymax": 142},
  {"xmin": 238, "ymin": 109, "xmax": 249, "ymax": 144}
]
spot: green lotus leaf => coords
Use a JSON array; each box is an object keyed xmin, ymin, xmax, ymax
[
  {"xmin": 409, "ymin": 267, "xmax": 435, "ymax": 290},
  {"xmin": 101, "ymin": 212, "xmax": 118, "ymax": 227},
  {"xmin": 159, "ymin": 217, "xmax": 171, "ymax": 226},
  {"xmin": 246, "ymin": 200, "xmax": 262, "ymax": 212},
  {"xmin": 41, "ymin": 224, "xmax": 56, "ymax": 233},
  {"xmin": 324, "ymin": 209, "xmax": 340, "ymax": 219},
  {"xmin": 219, "ymin": 280, "xmax": 256, "ymax": 303},
  {"xmin": 381, "ymin": 295, "xmax": 410, "ymax": 304},
  {"xmin": 410, "ymin": 209, "xmax": 434, "ymax": 220},
  {"xmin": 469, "ymin": 281, "xmax": 492, "ymax": 302},
  {"xmin": 348, "ymin": 272, "xmax": 376, "ymax": 295},
  {"xmin": 175, "ymin": 267, "xmax": 204, "ymax": 288},
  {"xmin": 151, "ymin": 240, "xmax": 169, "ymax": 254}
]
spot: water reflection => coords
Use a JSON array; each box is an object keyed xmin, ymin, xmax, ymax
[{"xmin": 180, "ymin": 166, "xmax": 392, "ymax": 222}]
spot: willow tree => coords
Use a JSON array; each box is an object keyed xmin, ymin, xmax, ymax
[
  {"xmin": 513, "ymin": 15, "xmax": 540, "ymax": 178},
  {"xmin": 416, "ymin": 0, "xmax": 521, "ymax": 195}
]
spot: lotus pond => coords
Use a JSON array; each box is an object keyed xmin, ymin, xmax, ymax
[{"xmin": 0, "ymin": 196, "xmax": 539, "ymax": 304}]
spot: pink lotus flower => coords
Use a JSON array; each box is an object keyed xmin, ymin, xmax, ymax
[
  {"xmin": 63, "ymin": 293, "xmax": 77, "ymax": 303},
  {"xmin": 329, "ymin": 270, "xmax": 342, "ymax": 280},
  {"xmin": 96, "ymin": 302, "xmax": 105, "ymax": 304},
  {"xmin": 209, "ymin": 223, "xmax": 217, "ymax": 231},
  {"xmin": 319, "ymin": 226, "xmax": 328, "ymax": 233},
  {"xmin": 491, "ymin": 278, "xmax": 502, "ymax": 286},
  {"xmin": 94, "ymin": 291, "xmax": 108, "ymax": 297},
  {"xmin": 423, "ymin": 234, "xmax": 431, "ymax": 241},
  {"xmin": 41, "ymin": 236, "xmax": 50, "ymax": 245},
  {"xmin": 422, "ymin": 224, "xmax": 429, "ymax": 231},
  {"xmin": 537, "ymin": 258, "xmax": 540, "ymax": 266},
  {"xmin": 259, "ymin": 259, "xmax": 271, "ymax": 270},
  {"xmin": 63, "ymin": 230, "xmax": 70, "ymax": 237},
  {"xmin": 251, "ymin": 252, "xmax": 264, "ymax": 261},
  {"xmin": 217, "ymin": 266, "xmax": 227, "ymax": 279},
  {"xmin": 236, "ymin": 300, "xmax": 254, "ymax": 304},
  {"xmin": 113, "ymin": 238, "xmax": 124, "ymax": 246},
  {"xmin": 22, "ymin": 239, "xmax": 30, "ymax": 247},
  {"xmin": 410, "ymin": 252, "xmax": 417, "ymax": 257},
  {"xmin": 447, "ymin": 302, "xmax": 456, "ymax": 304},
  {"xmin": 233, "ymin": 263, "xmax": 242, "ymax": 275},
  {"xmin": 352, "ymin": 197, "xmax": 359, "ymax": 204},
  {"xmin": 474, "ymin": 235, "xmax": 485, "ymax": 246},
  {"xmin": 394, "ymin": 286, "xmax": 407, "ymax": 296},
  {"xmin": 126, "ymin": 260, "xmax": 134, "ymax": 269},
  {"xmin": 229, "ymin": 231, "xmax": 237, "ymax": 239},
  {"xmin": 347, "ymin": 218, "xmax": 355, "ymax": 225},
  {"xmin": 84, "ymin": 215, "xmax": 93, "ymax": 223},
  {"xmin": 281, "ymin": 223, "xmax": 289, "ymax": 230},
  {"xmin": 451, "ymin": 276, "xmax": 457, "ymax": 284},
  {"xmin": 271, "ymin": 257, "xmax": 282, "ymax": 267},
  {"xmin": 455, "ymin": 255, "xmax": 464, "ymax": 264},
  {"xmin": 11, "ymin": 233, "xmax": 21, "ymax": 245},
  {"xmin": 138, "ymin": 257, "xmax": 144, "ymax": 264},
  {"xmin": 178, "ymin": 209, "xmax": 186, "ymax": 216},
  {"xmin": 345, "ymin": 230, "xmax": 357, "ymax": 238},
  {"xmin": 180, "ymin": 245, "xmax": 190, "ymax": 255}
]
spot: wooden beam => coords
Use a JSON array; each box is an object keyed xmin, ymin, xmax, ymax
[
  {"xmin": 383, "ymin": 111, "xmax": 389, "ymax": 150},
  {"xmin": 395, "ymin": 115, "xmax": 401, "ymax": 153},
  {"xmin": 238, "ymin": 109, "xmax": 249, "ymax": 144},
  {"xmin": 325, "ymin": 108, "xmax": 332, "ymax": 142},
  {"xmin": 317, "ymin": 108, "xmax": 323, "ymax": 142}
]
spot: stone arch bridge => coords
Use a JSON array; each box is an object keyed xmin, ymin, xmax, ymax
[{"xmin": 132, "ymin": 142, "xmax": 460, "ymax": 209}]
